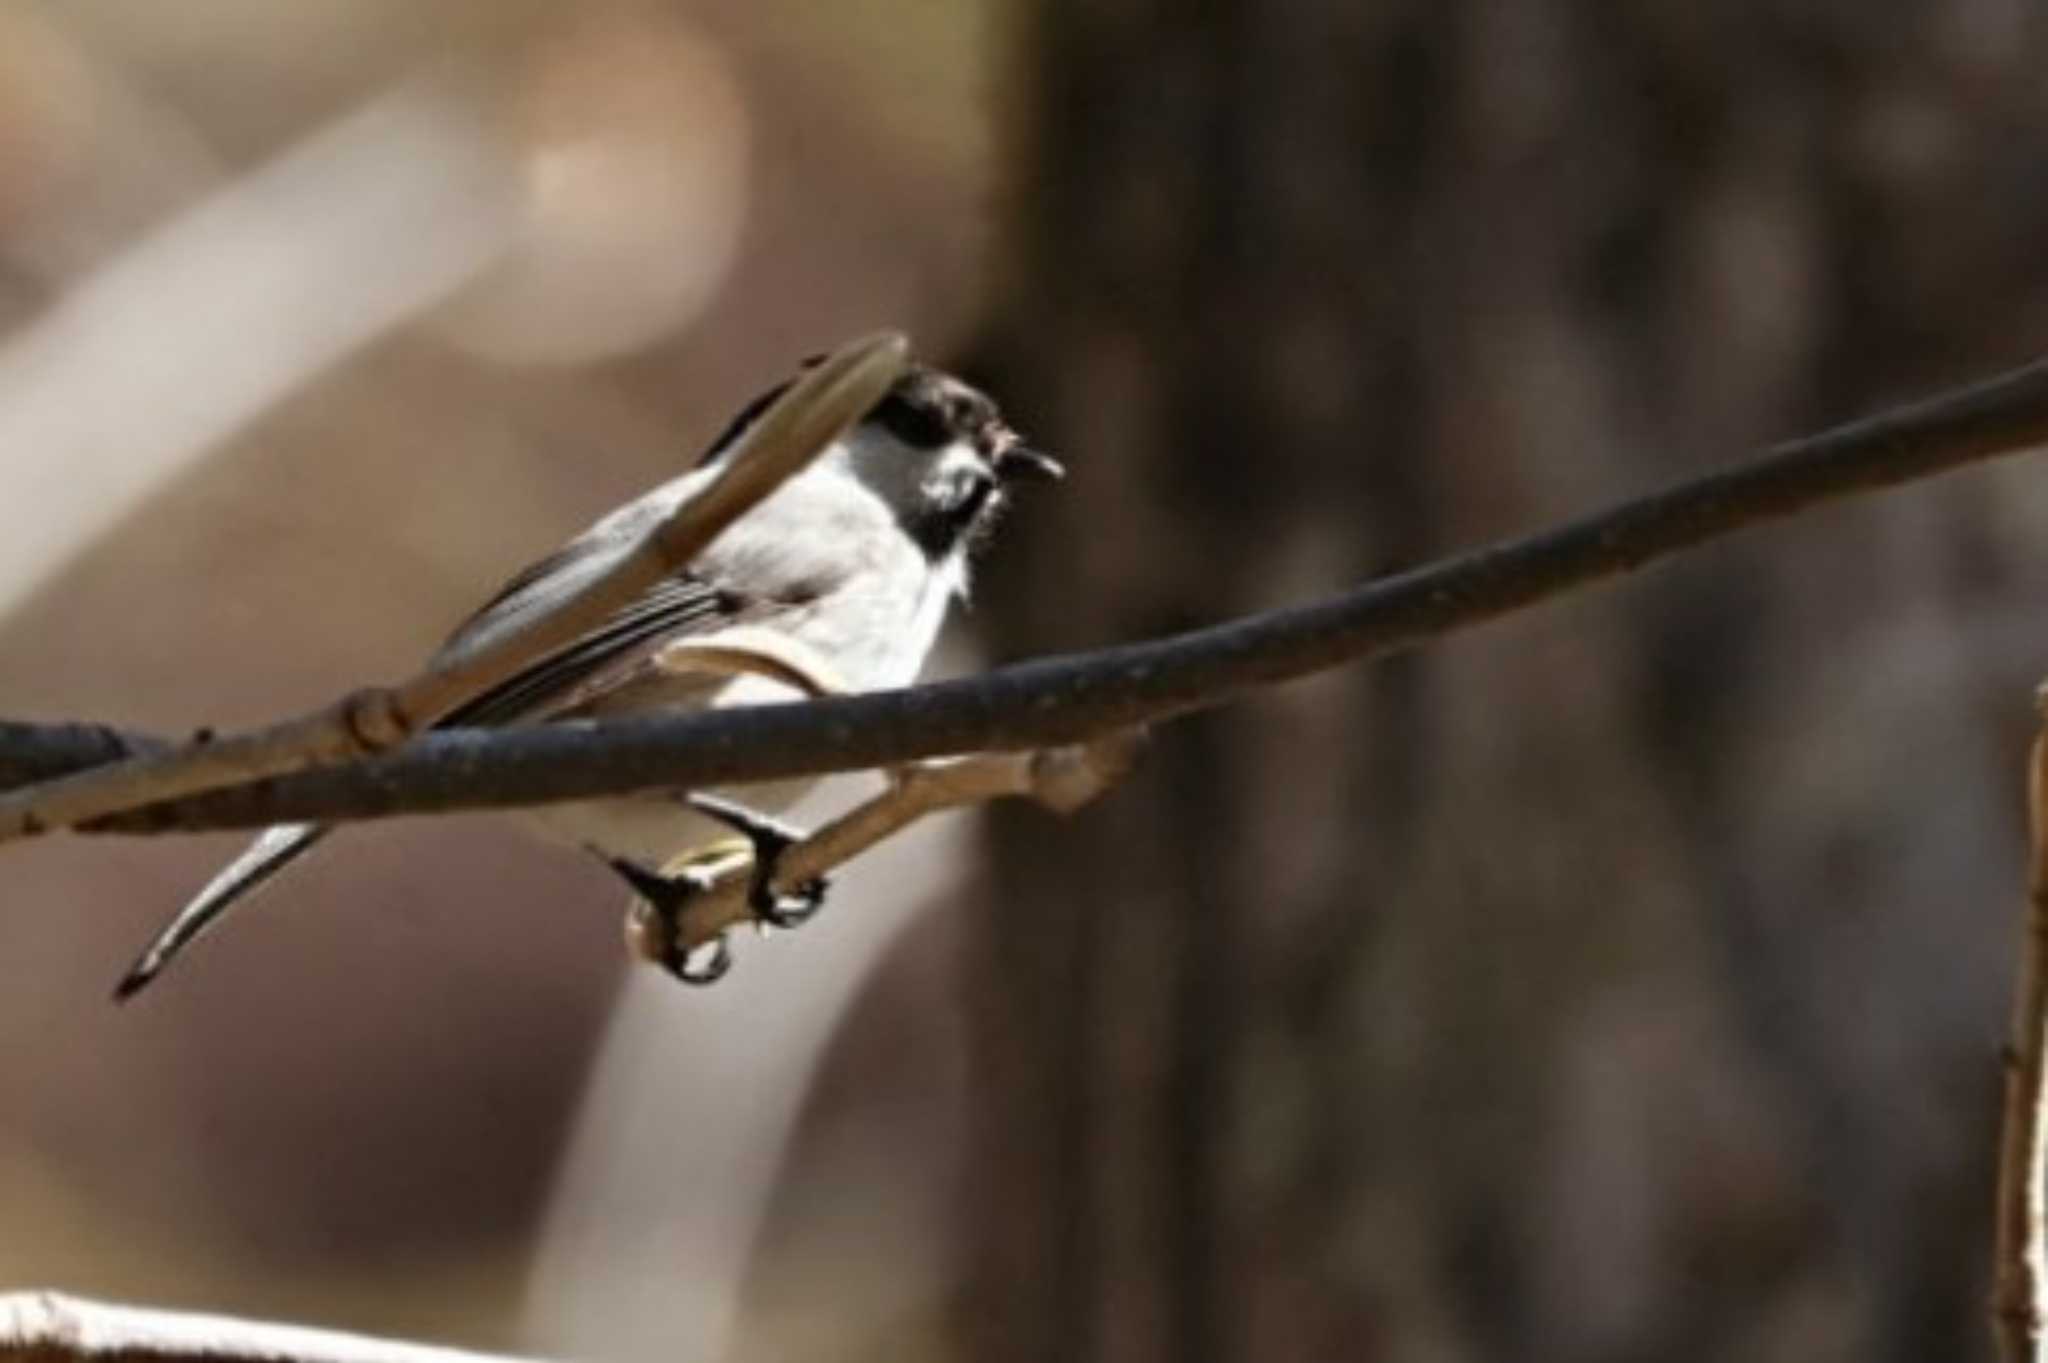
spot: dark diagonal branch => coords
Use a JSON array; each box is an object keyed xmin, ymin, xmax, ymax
[
  {"xmin": 13, "ymin": 350, "xmax": 2048, "ymax": 833},
  {"xmin": 0, "ymin": 721, "xmax": 165, "ymax": 792}
]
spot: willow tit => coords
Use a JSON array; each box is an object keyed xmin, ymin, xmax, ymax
[{"xmin": 114, "ymin": 360, "xmax": 1060, "ymax": 1000}]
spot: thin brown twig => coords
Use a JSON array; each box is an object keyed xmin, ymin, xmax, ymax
[
  {"xmin": 0, "ymin": 1290, "xmax": 542, "ymax": 1363},
  {"xmin": 633, "ymin": 728, "xmax": 1146, "ymax": 962},
  {"xmin": 20, "ymin": 348, "xmax": 2048, "ymax": 835},
  {"xmin": 1994, "ymin": 690, "xmax": 2048, "ymax": 1363},
  {"xmin": 0, "ymin": 331, "xmax": 910, "ymax": 844}
]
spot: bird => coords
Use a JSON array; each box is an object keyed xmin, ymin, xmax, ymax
[{"xmin": 112, "ymin": 357, "xmax": 1061, "ymax": 1000}]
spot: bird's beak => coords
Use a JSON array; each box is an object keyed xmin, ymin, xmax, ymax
[{"xmin": 994, "ymin": 442, "xmax": 1064, "ymax": 485}]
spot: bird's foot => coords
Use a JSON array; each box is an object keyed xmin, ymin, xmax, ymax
[
  {"xmin": 686, "ymin": 793, "xmax": 829, "ymax": 930},
  {"xmin": 595, "ymin": 850, "xmax": 734, "ymax": 985}
]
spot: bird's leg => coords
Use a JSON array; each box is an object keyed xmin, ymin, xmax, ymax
[
  {"xmin": 686, "ymin": 793, "xmax": 829, "ymax": 930},
  {"xmin": 588, "ymin": 849, "xmax": 734, "ymax": 985}
]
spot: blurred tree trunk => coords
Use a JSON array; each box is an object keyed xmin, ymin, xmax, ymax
[{"xmin": 962, "ymin": 2, "xmax": 2048, "ymax": 1361}]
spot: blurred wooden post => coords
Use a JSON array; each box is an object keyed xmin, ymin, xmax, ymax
[
  {"xmin": 1994, "ymin": 690, "xmax": 2048, "ymax": 1363},
  {"xmin": 980, "ymin": 2, "xmax": 2048, "ymax": 1361},
  {"xmin": 969, "ymin": 7, "xmax": 1398, "ymax": 1360}
]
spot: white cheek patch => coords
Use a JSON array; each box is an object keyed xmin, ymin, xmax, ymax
[
  {"xmin": 922, "ymin": 440, "xmax": 991, "ymax": 495},
  {"xmin": 838, "ymin": 429, "xmax": 981, "ymax": 503}
]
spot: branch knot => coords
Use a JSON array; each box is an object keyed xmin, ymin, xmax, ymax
[{"xmin": 340, "ymin": 688, "xmax": 414, "ymax": 754}]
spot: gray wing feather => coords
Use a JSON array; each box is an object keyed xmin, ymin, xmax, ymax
[
  {"xmin": 438, "ymin": 575, "xmax": 732, "ymax": 727},
  {"xmin": 434, "ymin": 465, "xmax": 716, "ymax": 667}
]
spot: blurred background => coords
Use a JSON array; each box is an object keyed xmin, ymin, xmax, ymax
[{"xmin": 2, "ymin": 2, "xmax": 2047, "ymax": 1361}]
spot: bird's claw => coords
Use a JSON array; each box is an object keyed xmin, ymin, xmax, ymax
[
  {"xmin": 601, "ymin": 853, "xmax": 733, "ymax": 986},
  {"xmin": 667, "ymin": 928, "xmax": 733, "ymax": 985},
  {"xmin": 686, "ymin": 793, "xmax": 830, "ymax": 930}
]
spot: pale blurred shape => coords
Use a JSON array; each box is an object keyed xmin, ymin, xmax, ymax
[
  {"xmin": 0, "ymin": 75, "xmax": 520, "ymax": 622},
  {"xmin": 521, "ymin": 778, "xmax": 966, "ymax": 1363},
  {"xmin": 432, "ymin": 16, "xmax": 750, "ymax": 365}
]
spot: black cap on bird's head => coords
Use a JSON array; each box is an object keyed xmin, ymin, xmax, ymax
[
  {"xmin": 700, "ymin": 360, "xmax": 1062, "ymax": 484},
  {"xmin": 697, "ymin": 358, "xmax": 1060, "ymax": 563},
  {"xmin": 866, "ymin": 365, "xmax": 1062, "ymax": 484}
]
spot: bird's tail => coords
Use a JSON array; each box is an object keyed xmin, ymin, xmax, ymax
[{"xmin": 113, "ymin": 822, "xmax": 332, "ymax": 1001}]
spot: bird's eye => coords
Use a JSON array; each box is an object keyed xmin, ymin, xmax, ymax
[{"xmin": 871, "ymin": 392, "xmax": 954, "ymax": 449}]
